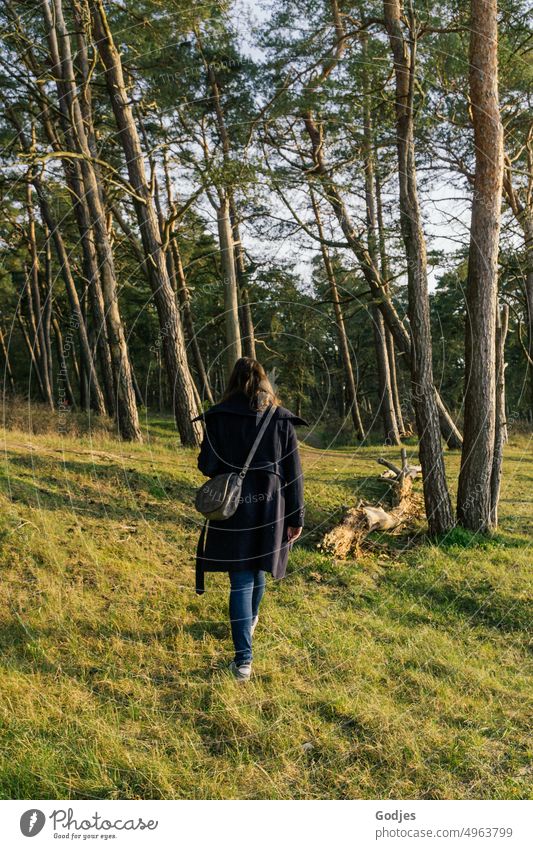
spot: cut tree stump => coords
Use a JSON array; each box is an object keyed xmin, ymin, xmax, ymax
[{"xmin": 320, "ymin": 448, "xmax": 423, "ymax": 558}]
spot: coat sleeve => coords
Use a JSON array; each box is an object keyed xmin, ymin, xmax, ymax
[
  {"xmin": 281, "ymin": 421, "xmax": 305, "ymax": 527},
  {"xmin": 197, "ymin": 417, "xmax": 222, "ymax": 477}
]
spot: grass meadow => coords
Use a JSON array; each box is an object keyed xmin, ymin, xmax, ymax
[{"xmin": 0, "ymin": 409, "xmax": 531, "ymax": 799}]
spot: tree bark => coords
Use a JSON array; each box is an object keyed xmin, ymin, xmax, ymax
[
  {"xmin": 25, "ymin": 181, "xmax": 53, "ymax": 407},
  {"xmin": 53, "ymin": 316, "xmax": 76, "ymax": 408},
  {"xmin": 8, "ymin": 117, "xmax": 106, "ymax": 416},
  {"xmin": 44, "ymin": 0, "xmax": 142, "ymax": 441},
  {"xmin": 17, "ymin": 310, "xmax": 46, "ymax": 400},
  {"xmin": 89, "ymin": 0, "xmax": 201, "ymax": 445},
  {"xmin": 309, "ymin": 189, "xmax": 366, "ymax": 439},
  {"xmin": 217, "ymin": 194, "xmax": 243, "ymax": 380},
  {"xmin": 457, "ymin": 0, "xmax": 504, "ymax": 531},
  {"xmin": 361, "ymin": 33, "xmax": 401, "ymax": 444},
  {"xmin": 170, "ymin": 240, "xmax": 215, "ymax": 404},
  {"xmin": 43, "ymin": 118, "xmax": 116, "ymax": 416},
  {"xmin": 42, "ymin": 228, "xmax": 54, "ymax": 393},
  {"xmin": 375, "ymin": 160, "xmax": 407, "ymax": 434},
  {"xmin": 0, "ymin": 326, "xmax": 16, "ymax": 396},
  {"xmin": 490, "ymin": 304, "xmax": 509, "ymax": 526},
  {"xmin": 160, "ymin": 149, "xmax": 214, "ymax": 404},
  {"xmin": 229, "ymin": 199, "xmax": 256, "ymax": 359},
  {"xmin": 503, "ymin": 158, "xmax": 533, "ymax": 419},
  {"xmin": 383, "ymin": 0, "xmax": 453, "ymax": 534},
  {"xmin": 199, "ymin": 42, "xmax": 245, "ymax": 374},
  {"xmin": 22, "ymin": 12, "xmax": 117, "ymax": 418},
  {"xmin": 302, "ymin": 112, "xmax": 462, "ymax": 449}
]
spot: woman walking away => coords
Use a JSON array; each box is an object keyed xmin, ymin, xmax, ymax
[{"xmin": 194, "ymin": 357, "xmax": 306, "ymax": 681}]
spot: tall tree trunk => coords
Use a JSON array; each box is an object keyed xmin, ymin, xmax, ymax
[
  {"xmin": 10, "ymin": 129, "xmax": 106, "ymax": 415},
  {"xmin": 490, "ymin": 304, "xmax": 509, "ymax": 526},
  {"xmin": 42, "ymin": 227, "xmax": 54, "ymax": 392},
  {"xmin": 457, "ymin": 0, "xmax": 504, "ymax": 531},
  {"xmin": 309, "ymin": 189, "xmax": 365, "ymax": 439},
  {"xmin": 383, "ymin": 0, "xmax": 453, "ymax": 534},
  {"xmin": 52, "ymin": 317, "xmax": 76, "ymax": 409},
  {"xmin": 229, "ymin": 199, "xmax": 256, "ymax": 359},
  {"xmin": 52, "ymin": 317, "xmax": 76, "ymax": 410},
  {"xmin": 89, "ymin": 0, "xmax": 201, "ymax": 445},
  {"xmin": 160, "ymin": 149, "xmax": 214, "ymax": 404},
  {"xmin": 217, "ymin": 194, "xmax": 243, "ymax": 379},
  {"xmin": 0, "ymin": 326, "xmax": 16, "ymax": 396},
  {"xmin": 525, "ymin": 229, "xmax": 533, "ymax": 419},
  {"xmin": 503, "ymin": 159, "xmax": 533, "ymax": 420},
  {"xmin": 375, "ymin": 160, "xmax": 407, "ymax": 434},
  {"xmin": 361, "ymin": 33, "xmax": 400, "ymax": 445},
  {"xmin": 302, "ymin": 111, "xmax": 462, "ymax": 449},
  {"xmin": 26, "ymin": 19, "xmax": 116, "ymax": 418},
  {"xmin": 26, "ymin": 182, "xmax": 53, "ymax": 407},
  {"xmin": 17, "ymin": 311, "xmax": 45, "ymax": 400},
  {"xmin": 170, "ymin": 240, "xmax": 215, "ymax": 404},
  {"xmin": 44, "ymin": 0, "xmax": 141, "ymax": 441},
  {"xmin": 197, "ymin": 38, "xmax": 245, "ymax": 374},
  {"xmin": 54, "ymin": 152, "xmax": 116, "ymax": 416}
]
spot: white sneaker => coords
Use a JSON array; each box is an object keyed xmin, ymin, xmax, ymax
[
  {"xmin": 251, "ymin": 616, "xmax": 259, "ymax": 636},
  {"xmin": 229, "ymin": 661, "xmax": 252, "ymax": 681}
]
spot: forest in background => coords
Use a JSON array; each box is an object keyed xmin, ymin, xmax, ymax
[{"xmin": 0, "ymin": 0, "xmax": 531, "ymax": 536}]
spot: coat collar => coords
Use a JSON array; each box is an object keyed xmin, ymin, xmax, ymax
[{"xmin": 192, "ymin": 391, "xmax": 308, "ymax": 425}]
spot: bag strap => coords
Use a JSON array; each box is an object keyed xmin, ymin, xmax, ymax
[{"xmin": 239, "ymin": 403, "xmax": 277, "ymax": 480}]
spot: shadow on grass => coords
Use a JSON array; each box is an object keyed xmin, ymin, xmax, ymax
[
  {"xmin": 434, "ymin": 526, "xmax": 530, "ymax": 550},
  {"xmin": 0, "ymin": 451, "xmax": 198, "ymax": 523},
  {"xmin": 384, "ymin": 570, "xmax": 532, "ymax": 633},
  {"xmin": 184, "ymin": 620, "xmax": 228, "ymax": 641}
]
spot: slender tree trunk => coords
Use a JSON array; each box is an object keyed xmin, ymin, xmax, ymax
[
  {"xmin": 170, "ymin": 241, "xmax": 215, "ymax": 404},
  {"xmin": 12, "ymin": 140, "xmax": 106, "ymax": 415},
  {"xmin": 79, "ymin": 359, "xmax": 89, "ymax": 411},
  {"xmin": 457, "ymin": 0, "xmax": 504, "ymax": 531},
  {"xmin": 53, "ymin": 317, "xmax": 76, "ymax": 409},
  {"xmin": 44, "ymin": 0, "xmax": 141, "ymax": 441},
  {"xmin": 525, "ymin": 246, "xmax": 533, "ymax": 418},
  {"xmin": 309, "ymin": 189, "xmax": 365, "ymax": 439},
  {"xmin": 372, "ymin": 308, "xmax": 401, "ymax": 444},
  {"xmin": 42, "ymin": 228, "xmax": 54, "ymax": 392},
  {"xmin": 26, "ymin": 182, "xmax": 53, "ymax": 407},
  {"xmin": 198, "ymin": 40, "xmax": 245, "ymax": 373},
  {"xmin": 89, "ymin": 0, "xmax": 201, "ymax": 444},
  {"xmin": 54, "ymin": 154, "xmax": 116, "ymax": 415},
  {"xmin": 20, "ymin": 268, "xmax": 45, "ymax": 401},
  {"xmin": 490, "ymin": 304, "xmax": 509, "ymax": 526},
  {"xmin": 229, "ymin": 199, "xmax": 256, "ymax": 359},
  {"xmin": 159, "ymin": 150, "xmax": 214, "ymax": 404},
  {"xmin": 375, "ymin": 160, "xmax": 407, "ymax": 434},
  {"xmin": 361, "ymin": 34, "xmax": 400, "ymax": 444},
  {"xmin": 383, "ymin": 0, "xmax": 453, "ymax": 534},
  {"xmin": 217, "ymin": 194, "xmax": 243, "ymax": 379},
  {"xmin": 503, "ymin": 161, "xmax": 533, "ymax": 419},
  {"xmin": 26, "ymin": 18, "xmax": 116, "ymax": 418},
  {"xmin": 0, "ymin": 326, "xmax": 16, "ymax": 396},
  {"xmin": 17, "ymin": 311, "xmax": 46, "ymax": 399},
  {"xmin": 302, "ymin": 111, "xmax": 461, "ymax": 449}
]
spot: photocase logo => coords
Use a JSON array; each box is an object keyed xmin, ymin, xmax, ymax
[{"xmin": 20, "ymin": 809, "xmax": 46, "ymax": 837}]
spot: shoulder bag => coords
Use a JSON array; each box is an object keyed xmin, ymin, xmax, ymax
[{"xmin": 194, "ymin": 403, "xmax": 277, "ymax": 521}]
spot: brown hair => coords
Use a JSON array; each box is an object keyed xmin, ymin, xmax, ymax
[{"xmin": 222, "ymin": 357, "xmax": 280, "ymax": 410}]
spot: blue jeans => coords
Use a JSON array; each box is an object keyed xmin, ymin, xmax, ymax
[{"xmin": 228, "ymin": 569, "xmax": 266, "ymax": 666}]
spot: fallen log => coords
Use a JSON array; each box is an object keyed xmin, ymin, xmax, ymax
[{"xmin": 320, "ymin": 449, "xmax": 423, "ymax": 558}]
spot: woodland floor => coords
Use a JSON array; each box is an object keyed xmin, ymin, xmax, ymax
[{"xmin": 0, "ymin": 413, "xmax": 531, "ymax": 799}]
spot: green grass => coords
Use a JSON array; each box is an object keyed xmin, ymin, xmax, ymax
[{"xmin": 0, "ymin": 414, "xmax": 531, "ymax": 799}]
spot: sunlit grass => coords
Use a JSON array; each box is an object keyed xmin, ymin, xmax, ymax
[{"xmin": 0, "ymin": 413, "xmax": 531, "ymax": 799}]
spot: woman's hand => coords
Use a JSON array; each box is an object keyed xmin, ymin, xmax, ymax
[{"xmin": 287, "ymin": 526, "xmax": 303, "ymax": 543}]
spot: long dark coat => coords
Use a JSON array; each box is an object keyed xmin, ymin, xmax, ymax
[{"xmin": 194, "ymin": 392, "xmax": 306, "ymax": 594}]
